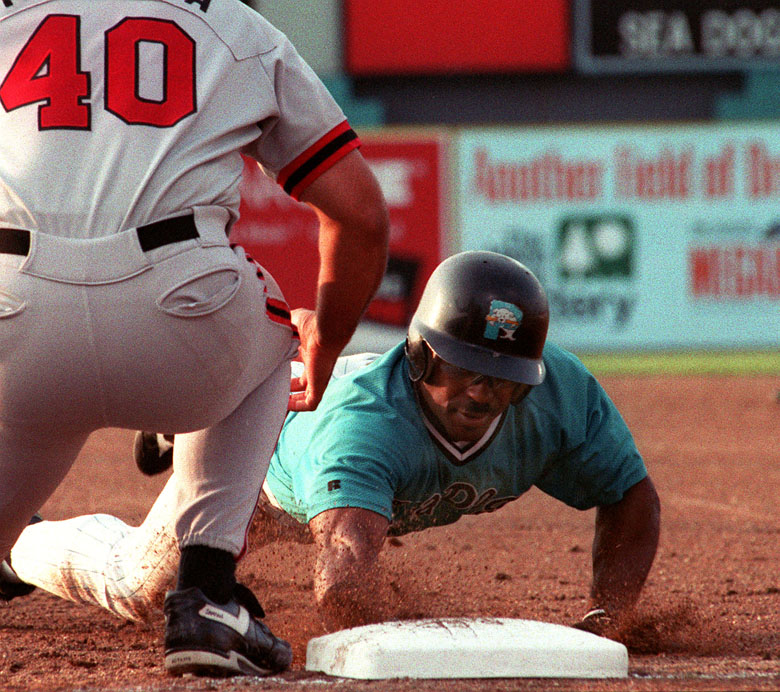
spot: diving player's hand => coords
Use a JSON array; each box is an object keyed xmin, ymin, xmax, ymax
[{"xmin": 572, "ymin": 608, "xmax": 615, "ymax": 637}]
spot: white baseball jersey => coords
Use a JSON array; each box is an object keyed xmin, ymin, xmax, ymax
[
  {"xmin": 0, "ymin": 0, "xmax": 359, "ymax": 237},
  {"xmin": 0, "ymin": 0, "xmax": 360, "ymax": 566}
]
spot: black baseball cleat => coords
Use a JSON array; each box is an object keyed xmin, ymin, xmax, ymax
[
  {"xmin": 134, "ymin": 431, "xmax": 174, "ymax": 476},
  {"xmin": 0, "ymin": 513, "xmax": 43, "ymax": 602},
  {"xmin": 163, "ymin": 584, "xmax": 292, "ymax": 677}
]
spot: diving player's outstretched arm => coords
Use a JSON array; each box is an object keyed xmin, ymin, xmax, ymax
[
  {"xmin": 308, "ymin": 507, "xmax": 391, "ymax": 632},
  {"xmin": 579, "ymin": 476, "xmax": 660, "ymax": 634}
]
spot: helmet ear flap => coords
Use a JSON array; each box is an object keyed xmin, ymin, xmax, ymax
[
  {"xmin": 510, "ymin": 384, "xmax": 533, "ymax": 406},
  {"xmin": 405, "ymin": 338, "xmax": 431, "ymax": 383}
]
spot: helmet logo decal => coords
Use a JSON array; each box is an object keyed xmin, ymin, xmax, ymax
[{"xmin": 484, "ymin": 300, "xmax": 523, "ymax": 341}]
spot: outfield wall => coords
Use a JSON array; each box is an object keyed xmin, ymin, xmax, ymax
[
  {"xmin": 455, "ymin": 122, "xmax": 780, "ymax": 350},
  {"xmin": 232, "ymin": 122, "xmax": 779, "ymax": 352}
]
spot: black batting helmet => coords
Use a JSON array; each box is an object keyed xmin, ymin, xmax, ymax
[{"xmin": 406, "ymin": 251, "xmax": 549, "ymax": 385}]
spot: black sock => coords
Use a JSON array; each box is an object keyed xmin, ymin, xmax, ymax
[{"xmin": 176, "ymin": 545, "xmax": 236, "ymax": 605}]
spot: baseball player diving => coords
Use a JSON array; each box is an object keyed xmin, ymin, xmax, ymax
[
  {"xmin": 0, "ymin": 0, "xmax": 389, "ymax": 678},
  {"xmin": 2, "ymin": 252, "xmax": 659, "ymax": 643}
]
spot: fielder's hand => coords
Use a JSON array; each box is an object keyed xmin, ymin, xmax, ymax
[{"xmin": 288, "ymin": 308, "xmax": 343, "ymax": 412}]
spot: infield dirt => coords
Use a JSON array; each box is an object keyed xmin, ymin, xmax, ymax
[{"xmin": 1, "ymin": 374, "xmax": 778, "ymax": 691}]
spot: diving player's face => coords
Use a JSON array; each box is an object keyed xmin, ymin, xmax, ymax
[{"xmin": 416, "ymin": 354, "xmax": 528, "ymax": 443}]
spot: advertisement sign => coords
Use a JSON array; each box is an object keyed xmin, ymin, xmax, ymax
[
  {"xmin": 574, "ymin": 0, "xmax": 780, "ymax": 73},
  {"xmin": 456, "ymin": 123, "xmax": 780, "ymax": 350},
  {"xmin": 344, "ymin": 0, "xmax": 569, "ymax": 75},
  {"xmin": 231, "ymin": 134, "xmax": 449, "ymax": 328}
]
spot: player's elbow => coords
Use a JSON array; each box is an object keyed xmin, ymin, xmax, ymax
[
  {"xmin": 325, "ymin": 186, "xmax": 390, "ymax": 258},
  {"xmin": 637, "ymin": 476, "xmax": 661, "ymax": 538},
  {"xmin": 302, "ymin": 151, "xmax": 390, "ymax": 253},
  {"xmin": 596, "ymin": 476, "xmax": 661, "ymax": 547},
  {"xmin": 624, "ymin": 476, "xmax": 661, "ymax": 551},
  {"xmin": 361, "ymin": 201, "xmax": 390, "ymax": 257}
]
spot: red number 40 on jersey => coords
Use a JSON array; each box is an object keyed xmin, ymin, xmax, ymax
[{"xmin": 0, "ymin": 14, "xmax": 196, "ymax": 129}]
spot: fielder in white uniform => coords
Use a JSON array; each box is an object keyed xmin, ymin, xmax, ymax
[{"xmin": 0, "ymin": 0, "xmax": 388, "ymax": 677}]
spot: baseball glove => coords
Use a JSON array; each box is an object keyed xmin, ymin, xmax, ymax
[{"xmin": 134, "ymin": 431, "xmax": 174, "ymax": 476}]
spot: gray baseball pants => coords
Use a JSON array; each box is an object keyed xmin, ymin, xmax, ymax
[{"xmin": 0, "ymin": 205, "xmax": 296, "ymax": 562}]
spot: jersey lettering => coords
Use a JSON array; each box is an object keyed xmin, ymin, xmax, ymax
[
  {"xmin": 407, "ymin": 483, "xmax": 518, "ymax": 521},
  {"xmin": 0, "ymin": 15, "xmax": 90, "ymax": 130},
  {"xmin": 411, "ymin": 493, "xmax": 441, "ymax": 517},
  {"xmin": 105, "ymin": 18, "xmax": 196, "ymax": 127},
  {"xmin": 1, "ymin": 14, "xmax": 196, "ymax": 129},
  {"xmin": 440, "ymin": 482, "xmax": 516, "ymax": 513},
  {"xmin": 184, "ymin": 0, "xmax": 211, "ymax": 13},
  {"xmin": 481, "ymin": 494, "xmax": 517, "ymax": 513},
  {"xmin": 440, "ymin": 482, "xmax": 477, "ymax": 509}
]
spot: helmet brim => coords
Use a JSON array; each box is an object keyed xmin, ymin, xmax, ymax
[{"xmin": 415, "ymin": 320, "xmax": 546, "ymax": 386}]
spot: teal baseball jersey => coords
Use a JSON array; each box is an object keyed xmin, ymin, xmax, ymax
[{"xmin": 265, "ymin": 342, "xmax": 647, "ymax": 536}]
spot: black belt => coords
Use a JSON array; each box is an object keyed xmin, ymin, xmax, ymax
[{"xmin": 0, "ymin": 214, "xmax": 199, "ymax": 256}]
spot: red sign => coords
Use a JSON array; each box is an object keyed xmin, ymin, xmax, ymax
[
  {"xmin": 344, "ymin": 0, "xmax": 569, "ymax": 75},
  {"xmin": 231, "ymin": 134, "xmax": 448, "ymax": 327}
]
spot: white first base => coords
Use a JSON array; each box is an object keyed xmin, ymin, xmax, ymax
[{"xmin": 305, "ymin": 618, "xmax": 628, "ymax": 679}]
